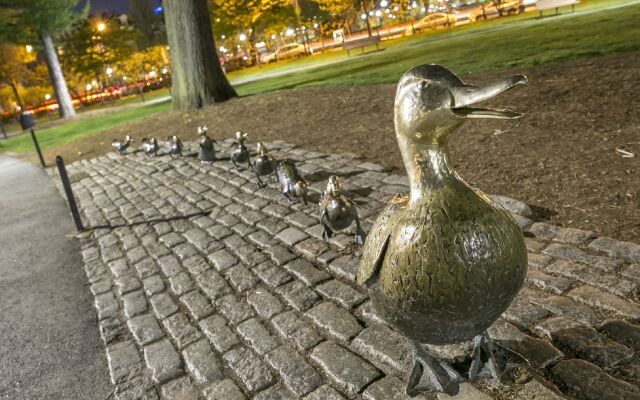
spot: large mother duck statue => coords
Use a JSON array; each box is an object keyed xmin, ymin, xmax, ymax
[{"xmin": 358, "ymin": 64, "xmax": 529, "ymax": 396}]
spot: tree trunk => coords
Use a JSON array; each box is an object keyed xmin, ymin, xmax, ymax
[
  {"xmin": 40, "ymin": 34, "xmax": 76, "ymax": 118},
  {"xmin": 163, "ymin": 0, "xmax": 236, "ymax": 111}
]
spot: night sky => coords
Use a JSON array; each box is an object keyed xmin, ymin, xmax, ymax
[{"xmin": 89, "ymin": 0, "xmax": 162, "ymax": 15}]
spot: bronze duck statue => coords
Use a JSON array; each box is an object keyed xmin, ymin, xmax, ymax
[
  {"xmin": 141, "ymin": 137, "xmax": 159, "ymax": 157},
  {"xmin": 253, "ymin": 142, "xmax": 278, "ymax": 188},
  {"xmin": 276, "ymin": 160, "xmax": 308, "ymax": 205},
  {"xmin": 319, "ymin": 175, "xmax": 366, "ymax": 245},
  {"xmin": 358, "ymin": 64, "xmax": 528, "ymax": 396},
  {"xmin": 112, "ymin": 135, "xmax": 132, "ymax": 154},
  {"xmin": 198, "ymin": 125, "xmax": 217, "ymax": 164},
  {"xmin": 165, "ymin": 135, "xmax": 183, "ymax": 157},
  {"xmin": 230, "ymin": 131, "xmax": 251, "ymax": 170}
]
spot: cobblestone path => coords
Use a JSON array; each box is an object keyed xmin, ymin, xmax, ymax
[{"xmin": 56, "ymin": 140, "xmax": 640, "ymax": 400}]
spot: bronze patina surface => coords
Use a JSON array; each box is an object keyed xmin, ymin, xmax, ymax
[
  {"xmin": 165, "ymin": 135, "xmax": 183, "ymax": 157},
  {"xmin": 111, "ymin": 135, "xmax": 132, "ymax": 154},
  {"xmin": 198, "ymin": 125, "xmax": 216, "ymax": 164},
  {"xmin": 253, "ymin": 142, "xmax": 278, "ymax": 188},
  {"xmin": 358, "ymin": 64, "xmax": 528, "ymax": 395},
  {"xmin": 141, "ymin": 137, "xmax": 158, "ymax": 157},
  {"xmin": 230, "ymin": 131, "xmax": 250, "ymax": 170},
  {"xmin": 276, "ymin": 159, "xmax": 308, "ymax": 205},
  {"xmin": 319, "ymin": 175, "xmax": 366, "ymax": 245}
]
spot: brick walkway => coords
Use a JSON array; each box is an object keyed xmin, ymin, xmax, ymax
[{"xmin": 55, "ymin": 140, "xmax": 640, "ymax": 399}]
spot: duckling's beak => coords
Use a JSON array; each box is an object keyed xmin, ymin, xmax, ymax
[{"xmin": 451, "ymin": 74, "xmax": 527, "ymax": 119}]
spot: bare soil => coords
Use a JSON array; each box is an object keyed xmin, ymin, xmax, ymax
[{"xmin": 39, "ymin": 52, "xmax": 640, "ymax": 242}]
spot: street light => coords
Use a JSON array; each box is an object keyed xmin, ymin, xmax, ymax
[{"xmin": 97, "ymin": 22, "xmax": 106, "ymax": 32}]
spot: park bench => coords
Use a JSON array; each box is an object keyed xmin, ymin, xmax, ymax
[
  {"xmin": 343, "ymin": 35, "xmax": 380, "ymax": 56},
  {"xmin": 536, "ymin": 0, "xmax": 579, "ymax": 16}
]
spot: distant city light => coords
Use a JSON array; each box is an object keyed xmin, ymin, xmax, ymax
[
  {"xmin": 393, "ymin": 6, "xmax": 399, "ymax": 11},
  {"xmin": 313, "ymin": 23, "xmax": 318, "ymax": 29},
  {"xmin": 380, "ymin": 0, "xmax": 388, "ymax": 7},
  {"xmin": 97, "ymin": 22, "xmax": 106, "ymax": 32},
  {"xmin": 149, "ymin": 70, "xmax": 157, "ymax": 78},
  {"xmin": 239, "ymin": 33, "xmax": 247, "ymax": 42},
  {"xmin": 285, "ymin": 28, "xmax": 295, "ymax": 36},
  {"xmin": 25, "ymin": 45, "xmax": 33, "ymax": 53},
  {"xmin": 221, "ymin": 34, "xmax": 226, "ymax": 39},
  {"xmin": 86, "ymin": 83, "xmax": 93, "ymax": 91},
  {"xmin": 375, "ymin": 10, "xmax": 382, "ymax": 16},
  {"xmin": 44, "ymin": 93, "xmax": 51, "ymax": 100},
  {"xmin": 361, "ymin": 13, "xmax": 367, "ymax": 20},
  {"xmin": 106, "ymin": 67, "xmax": 113, "ymax": 76},
  {"xmin": 242, "ymin": 56, "xmax": 248, "ymax": 60}
]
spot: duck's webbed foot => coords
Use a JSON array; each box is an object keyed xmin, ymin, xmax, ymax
[
  {"xmin": 406, "ymin": 341, "xmax": 461, "ymax": 397},
  {"xmin": 469, "ymin": 332, "xmax": 501, "ymax": 382},
  {"xmin": 256, "ymin": 173, "xmax": 265, "ymax": 188}
]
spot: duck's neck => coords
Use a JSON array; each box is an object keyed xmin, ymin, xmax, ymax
[{"xmin": 397, "ymin": 137, "xmax": 456, "ymax": 204}]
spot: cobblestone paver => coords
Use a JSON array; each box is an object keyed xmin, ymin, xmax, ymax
[{"xmin": 56, "ymin": 140, "xmax": 640, "ymax": 399}]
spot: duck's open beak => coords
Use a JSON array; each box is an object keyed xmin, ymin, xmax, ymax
[{"xmin": 451, "ymin": 74, "xmax": 527, "ymax": 119}]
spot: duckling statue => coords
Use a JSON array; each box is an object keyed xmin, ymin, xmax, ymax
[
  {"xmin": 141, "ymin": 137, "xmax": 159, "ymax": 157},
  {"xmin": 276, "ymin": 160, "xmax": 308, "ymax": 205},
  {"xmin": 252, "ymin": 142, "xmax": 278, "ymax": 188},
  {"xmin": 358, "ymin": 64, "xmax": 528, "ymax": 396},
  {"xmin": 230, "ymin": 131, "xmax": 250, "ymax": 170},
  {"xmin": 112, "ymin": 135, "xmax": 132, "ymax": 154},
  {"xmin": 165, "ymin": 135, "xmax": 183, "ymax": 158},
  {"xmin": 319, "ymin": 175, "xmax": 366, "ymax": 245},
  {"xmin": 198, "ymin": 125, "xmax": 217, "ymax": 163}
]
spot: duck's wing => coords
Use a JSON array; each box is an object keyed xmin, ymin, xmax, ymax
[{"xmin": 357, "ymin": 197, "xmax": 405, "ymax": 287}]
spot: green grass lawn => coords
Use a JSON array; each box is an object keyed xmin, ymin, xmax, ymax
[
  {"xmin": 0, "ymin": 100, "xmax": 170, "ymax": 153},
  {"xmin": 235, "ymin": 0, "xmax": 640, "ymax": 95},
  {"xmin": 1, "ymin": 0, "xmax": 637, "ymax": 154}
]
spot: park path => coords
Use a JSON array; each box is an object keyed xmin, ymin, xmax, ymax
[{"xmin": 0, "ymin": 156, "xmax": 111, "ymax": 400}]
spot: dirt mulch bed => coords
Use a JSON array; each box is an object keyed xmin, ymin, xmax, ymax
[{"xmin": 38, "ymin": 52, "xmax": 640, "ymax": 242}]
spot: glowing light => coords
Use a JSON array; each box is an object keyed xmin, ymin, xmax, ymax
[
  {"xmin": 393, "ymin": 6, "xmax": 399, "ymax": 11},
  {"xmin": 239, "ymin": 33, "xmax": 247, "ymax": 41},
  {"xmin": 219, "ymin": 46, "xmax": 227, "ymax": 53},
  {"xmin": 361, "ymin": 13, "xmax": 367, "ymax": 19},
  {"xmin": 44, "ymin": 93, "xmax": 51, "ymax": 100},
  {"xmin": 86, "ymin": 83, "xmax": 93, "ymax": 91},
  {"xmin": 106, "ymin": 67, "xmax": 113, "ymax": 76},
  {"xmin": 285, "ymin": 28, "xmax": 295, "ymax": 36},
  {"xmin": 91, "ymin": 80, "xmax": 98, "ymax": 86},
  {"xmin": 149, "ymin": 70, "xmax": 157, "ymax": 78},
  {"xmin": 375, "ymin": 10, "xmax": 382, "ymax": 16},
  {"xmin": 25, "ymin": 45, "xmax": 33, "ymax": 53},
  {"xmin": 162, "ymin": 68, "xmax": 168, "ymax": 74},
  {"xmin": 221, "ymin": 34, "xmax": 226, "ymax": 39},
  {"xmin": 271, "ymin": 34, "xmax": 277, "ymax": 39},
  {"xmin": 380, "ymin": 0, "xmax": 388, "ymax": 6},
  {"xmin": 313, "ymin": 23, "xmax": 318, "ymax": 29},
  {"xmin": 97, "ymin": 22, "xmax": 106, "ymax": 32}
]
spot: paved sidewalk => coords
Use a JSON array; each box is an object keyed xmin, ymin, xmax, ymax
[
  {"xmin": 0, "ymin": 156, "xmax": 111, "ymax": 400},
  {"xmin": 60, "ymin": 141, "xmax": 640, "ymax": 399}
]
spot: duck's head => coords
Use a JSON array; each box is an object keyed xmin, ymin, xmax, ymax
[
  {"xmin": 235, "ymin": 131, "xmax": 248, "ymax": 143},
  {"xmin": 395, "ymin": 64, "xmax": 527, "ymax": 144},
  {"xmin": 197, "ymin": 125, "xmax": 208, "ymax": 136},
  {"xmin": 125, "ymin": 135, "xmax": 132, "ymax": 143},
  {"xmin": 257, "ymin": 142, "xmax": 268, "ymax": 155},
  {"xmin": 325, "ymin": 175, "xmax": 343, "ymax": 197}
]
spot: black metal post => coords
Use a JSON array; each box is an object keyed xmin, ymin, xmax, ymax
[
  {"xmin": 30, "ymin": 129, "xmax": 46, "ymax": 168},
  {"xmin": 55, "ymin": 155, "xmax": 84, "ymax": 231}
]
